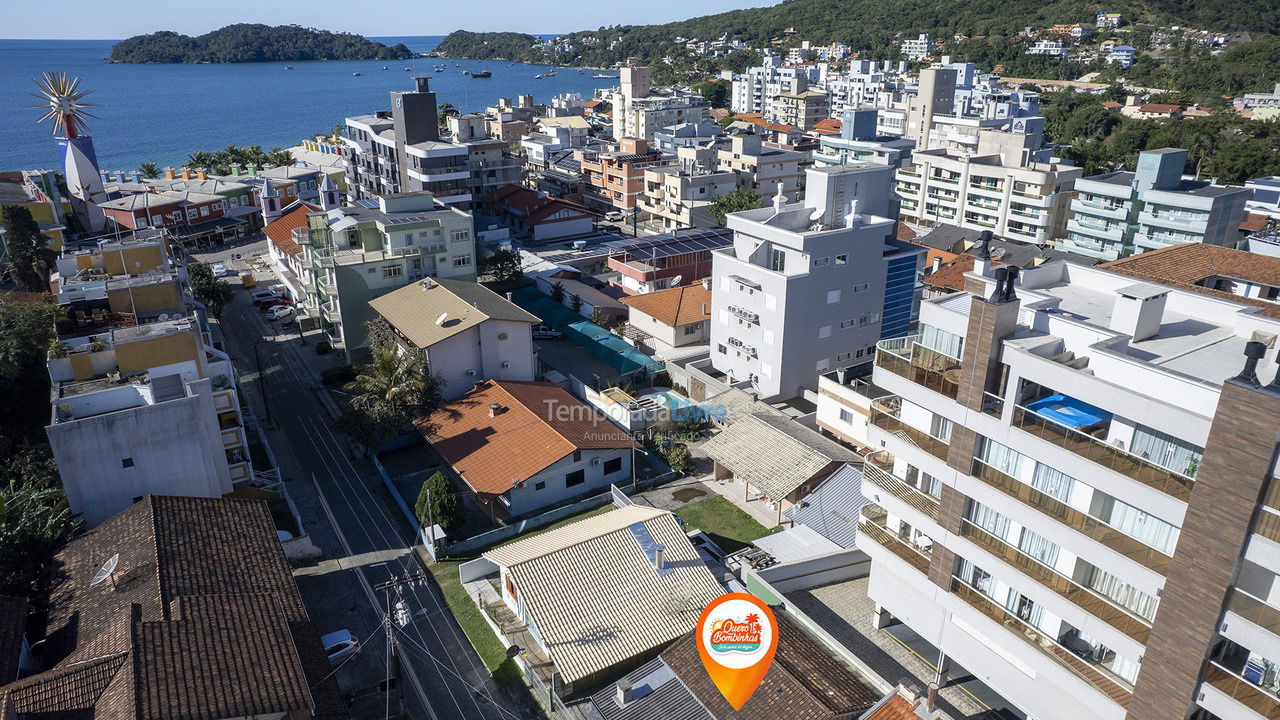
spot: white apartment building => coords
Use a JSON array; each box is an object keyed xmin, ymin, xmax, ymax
[
  {"xmin": 731, "ymin": 63, "xmax": 814, "ymax": 117},
  {"xmin": 905, "ymin": 66, "xmax": 1044, "ymax": 156},
  {"xmin": 716, "ymin": 133, "xmax": 807, "ymax": 203},
  {"xmin": 857, "ymin": 256, "xmax": 1280, "ymax": 720},
  {"xmin": 771, "ymin": 89, "xmax": 831, "ymax": 130},
  {"xmin": 896, "ymin": 128, "xmax": 1082, "ymax": 245},
  {"xmin": 814, "ymin": 109, "xmax": 916, "ymax": 169},
  {"xmin": 605, "ymin": 66, "xmax": 710, "ymax": 141},
  {"xmin": 1027, "ymin": 39, "xmax": 1070, "ymax": 57},
  {"xmin": 709, "ymin": 165, "xmax": 924, "ymax": 401},
  {"xmin": 901, "ymin": 34, "xmax": 932, "ymax": 61}
]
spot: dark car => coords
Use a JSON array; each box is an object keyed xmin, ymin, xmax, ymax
[{"xmin": 532, "ymin": 324, "xmax": 562, "ymax": 340}]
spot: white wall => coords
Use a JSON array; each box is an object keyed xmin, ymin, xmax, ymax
[
  {"xmin": 426, "ymin": 319, "xmax": 537, "ymax": 400},
  {"xmin": 504, "ymin": 447, "xmax": 631, "ymax": 516}
]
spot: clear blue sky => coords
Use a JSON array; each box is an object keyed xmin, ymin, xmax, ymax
[{"xmin": 5, "ymin": 0, "xmax": 779, "ymax": 39}]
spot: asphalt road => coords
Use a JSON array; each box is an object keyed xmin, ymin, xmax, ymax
[{"xmin": 214, "ymin": 272, "xmax": 531, "ymax": 720}]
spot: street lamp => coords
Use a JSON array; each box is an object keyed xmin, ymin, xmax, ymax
[{"xmin": 631, "ymin": 433, "xmax": 649, "ymax": 491}]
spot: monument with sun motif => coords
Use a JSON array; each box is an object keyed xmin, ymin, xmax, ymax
[{"xmin": 32, "ymin": 71, "xmax": 107, "ymax": 232}]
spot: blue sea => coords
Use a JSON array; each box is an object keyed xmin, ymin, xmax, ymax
[{"xmin": 0, "ymin": 36, "xmax": 615, "ymax": 173}]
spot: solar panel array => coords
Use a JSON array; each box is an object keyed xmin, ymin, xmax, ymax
[{"xmin": 604, "ymin": 227, "xmax": 734, "ymax": 261}]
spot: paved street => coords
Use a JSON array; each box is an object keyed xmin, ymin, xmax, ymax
[{"xmin": 202, "ymin": 240, "xmax": 539, "ymax": 720}]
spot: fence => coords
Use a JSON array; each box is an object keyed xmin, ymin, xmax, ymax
[
  {"xmin": 446, "ymin": 488, "xmax": 621, "ymax": 557},
  {"xmin": 369, "ymin": 452, "xmax": 437, "ymax": 556}
]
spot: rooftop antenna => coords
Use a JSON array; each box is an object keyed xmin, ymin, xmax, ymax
[{"xmin": 90, "ymin": 553, "xmax": 120, "ymax": 591}]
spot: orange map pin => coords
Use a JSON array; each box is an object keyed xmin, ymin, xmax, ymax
[{"xmin": 696, "ymin": 593, "xmax": 778, "ymax": 710}]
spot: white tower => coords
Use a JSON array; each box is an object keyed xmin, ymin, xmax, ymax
[{"xmin": 259, "ymin": 178, "xmax": 284, "ymax": 225}]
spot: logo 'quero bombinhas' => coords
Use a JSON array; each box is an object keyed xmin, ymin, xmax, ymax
[
  {"xmin": 708, "ymin": 615, "xmax": 763, "ymax": 654},
  {"xmin": 696, "ymin": 594, "xmax": 778, "ymax": 709}
]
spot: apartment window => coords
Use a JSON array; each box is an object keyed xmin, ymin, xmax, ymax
[
  {"xmin": 199, "ymin": 206, "xmax": 210, "ymax": 217},
  {"xmin": 835, "ymin": 254, "xmax": 847, "ymax": 265},
  {"xmin": 770, "ymin": 248, "xmax": 786, "ymax": 272},
  {"xmin": 717, "ymin": 344, "xmax": 727, "ymax": 354},
  {"xmin": 566, "ymin": 469, "xmax": 585, "ymax": 487},
  {"xmin": 839, "ymin": 408, "xmax": 854, "ymax": 423},
  {"xmin": 603, "ymin": 457, "xmax": 622, "ymax": 475},
  {"xmin": 450, "ymin": 230, "xmax": 470, "ymax": 243},
  {"xmin": 382, "ymin": 265, "xmax": 403, "ymax": 279},
  {"xmin": 453, "ymin": 255, "xmax": 472, "ymax": 268},
  {"xmin": 121, "ymin": 457, "xmax": 134, "ymax": 469},
  {"xmin": 826, "ymin": 290, "xmax": 841, "ymax": 304},
  {"xmin": 573, "ymin": 450, "xmax": 582, "ymax": 463},
  {"xmin": 403, "ymin": 233, "xmax": 414, "ymax": 246},
  {"xmin": 816, "ymin": 358, "xmax": 830, "ymax": 373},
  {"xmin": 818, "ymin": 325, "xmax": 832, "ymax": 340},
  {"xmin": 534, "ymin": 481, "xmax": 546, "ymax": 491},
  {"xmin": 813, "ymin": 257, "xmax": 830, "ymax": 268}
]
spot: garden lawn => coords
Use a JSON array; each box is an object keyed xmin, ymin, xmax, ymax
[{"xmin": 673, "ymin": 496, "xmax": 779, "ymax": 553}]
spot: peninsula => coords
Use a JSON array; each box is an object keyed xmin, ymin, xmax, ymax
[{"xmin": 109, "ymin": 24, "xmax": 413, "ymax": 64}]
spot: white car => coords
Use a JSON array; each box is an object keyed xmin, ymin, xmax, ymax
[
  {"xmin": 263, "ymin": 305, "xmax": 294, "ymax": 321},
  {"xmin": 212, "ymin": 263, "xmax": 227, "ymax": 277},
  {"xmin": 604, "ymin": 211, "xmax": 625, "ymax": 222},
  {"xmin": 320, "ymin": 629, "xmax": 359, "ymax": 665}
]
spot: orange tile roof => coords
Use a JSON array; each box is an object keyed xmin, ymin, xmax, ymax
[
  {"xmin": 924, "ymin": 254, "xmax": 978, "ymax": 292},
  {"xmin": 1138, "ymin": 103, "xmax": 1180, "ymax": 113},
  {"xmin": 263, "ymin": 204, "xmax": 314, "ymax": 257},
  {"xmin": 1242, "ymin": 212, "xmax": 1271, "ymax": 232},
  {"xmin": 1102, "ymin": 243, "xmax": 1280, "ymax": 318},
  {"xmin": 865, "ymin": 694, "xmax": 922, "ymax": 720},
  {"xmin": 897, "ymin": 223, "xmax": 918, "ymax": 243},
  {"xmin": 584, "ymin": 99, "xmax": 603, "ymax": 108},
  {"xmin": 420, "ymin": 380, "xmax": 635, "ymax": 496},
  {"xmin": 620, "ymin": 283, "xmax": 711, "ymax": 327},
  {"xmin": 1101, "ymin": 100, "xmax": 1123, "ymax": 109}
]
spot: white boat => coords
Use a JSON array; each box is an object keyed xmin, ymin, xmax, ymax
[
  {"xmin": 352, "ymin": 72, "xmax": 361, "ymax": 76},
  {"xmin": 284, "ymin": 65, "xmax": 293, "ymax": 70},
  {"xmin": 534, "ymin": 74, "xmax": 543, "ymax": 79},
  {"xmin": 381, "ymin": 66, "xmax": 388, "ymax": 70},
  {"xmin": 544, "ymin": 70, "xmax": 556, "ymax": 77}
]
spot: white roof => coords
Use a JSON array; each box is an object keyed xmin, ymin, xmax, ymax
[{"xmin": 483, "ymin": 505, "xmax": 723, "ymax": 684}]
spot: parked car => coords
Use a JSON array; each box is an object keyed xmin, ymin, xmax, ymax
[
  {"xmin": 211, "ymin": 263, "xmax": 227, "ymax": 277},
  {"xmin": 267, "ymin": 283, "xmax": 289, "ymax": 296},
  {"xmin": 260, "ymin": 296, "xmax": 294, "ymax": 308},
  {"xmin": 532, "ymin": 324, "xmax": 562, "ymax": 340},
  {"xmin": 604, "ymin": 210, "xmax": 625, "ymax": 222},
  {"xmin": 251, "ymin": 290, "xmax": 284, "ymax": 306},
  {"xmin": 263, "ymin": 305, "xmax": 294, "ymax": 321},
  {"xmin": 320, "ymin": 629, "xmax": 359, "ymax": 665}
]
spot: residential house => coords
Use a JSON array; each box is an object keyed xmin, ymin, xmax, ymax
[
  {"xmin": 536, "ymin": 115, "xmax": 592, "ymax": 147},
  {"xmin": 423, "ymin": 380, "xmax": 635, "ymax": 517},
  {"xmin": 702, "ymin": 412, "xmax": 859, "ymax": 526},
  {"xmin": 1102, "ymin": 242, "xmax": 1280, "ymax": 308},
  {"xmin": 605, "ymin": 227, "xmax": 735, "ymax": 295},
  {"xmin": 481, "ymin": 184, "xmax": 595, "ymax": 243},
  {"xmin": 0, "ymin": 496, "xmax": 343, "ymax": 717},
  {"xmin": 481, "ymin": 505, "xmax": 722, "ymax": 692},
  {"xmin": 301, "ymin": 191, "xmax": 476, "ymax": 355},
  {"xmin": 815, "ymin": 366, "xmax": 895, "ymax": 453},
  {"xmin": 587, "ymin": 614, "xmax": 882, "ymax": 719},
  {"xmin": 1027, "ymin": 40, "xmax": 1070, "ymax": 57},
  {"xmin": 1121, "ymin": 103, "xmax": 1183, "ymax": 121},
  {"xmin": 620, "ymin": 280, "xmax": 712, "ymax": 354},
  {"xmin": 895, "ymin": 128, "xmax": 1082, "ymax": 245},
  {"xmin": 1059, "ymin": 148, "xmax": 1250, "ymax": 261},
  {"xmin": 710, "ymin": 165, "xmax": 924, "ymax": 401},
  {"xmin": 652, "ymin": 121, "xmax": 724, "ymax": 154},
  {"xmin": 1106, "ymin": 45, "xmax": 1138, "ymax": 67},
  {"xmin": 857, "ymin": 256, "xmax": 1280, "ymax": 720},
  {"xmin": 370, "ymin": 278, "xmax": 540, "ymax": 398},
  {"xmin": 1095, "ymin": 12, "xmax": 1123, "ymax": 29}
]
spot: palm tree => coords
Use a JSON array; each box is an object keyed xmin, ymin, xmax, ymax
[
  {"xmin": 348, "ymin": 348, "xmax": 438, "ymax": 422},
  {"xmin": 138, "ymin": 162, "xmax": 159, "ymax": 179},
  {"xmin": 187, "ymin": 151, "xmax": 215, "ymax": 169}
]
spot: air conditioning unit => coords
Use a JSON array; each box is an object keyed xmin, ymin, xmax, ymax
[
  {"xmin": 500, "ymin": 361, "xmax": 511, "ymax": 369},
  {"xmin": 591, "ymin": 457, "xmax": 601, "ymax": 466},
  {"xmin": 497, "ymin": 332, "xmax": 509, "ymax": 340},
  {"xmin": 466, "ymin": 369, "xmax": 477, "ymax": 376}
]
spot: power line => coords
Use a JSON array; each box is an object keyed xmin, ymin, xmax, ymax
[{"xmin": 392, "ymin": 626, "xmax": 528, "ymax": 720}]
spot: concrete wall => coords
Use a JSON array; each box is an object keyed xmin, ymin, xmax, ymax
[
  {"xmin": 504, "ymin": 447, "xmax": 632, "ymax": 516},
  {"xmin": 425, "ymin": 319, "xmax": 537, "ymax": 400},
  {"xmin": 754, "ymin": 548, "xmax": 870, "ymax": 592}
]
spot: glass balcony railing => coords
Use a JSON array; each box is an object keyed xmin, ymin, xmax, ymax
[
  {"xmin": 875, "ymin": 336, "xmax": 962, "ymax": 399},
  {"xmin": 869, "ymin": 400, "xmax": 951, "ymax": 462},
  {"xmin": 1011, "ymin": 406, "xmax": 1194, "ymax": 502},
  {"xmin": 1203, "ymin": 662, "xmax": 1280, "ymax": 719},
  {"xmin": 859, "ymin": 506, "xmax": 932, "ymax": 575},
  {"xmin": 957, "ymin": 520, "xmax": 1153, "ymax": 643},
  {"xmin": 863, "ymin": 462, "xmax": 941, "ymax": 522},
  {"xmin": 981, "ymin": 391, "xmax": 1005, "ymax": 418},
  {"xmin": 970, "ymin": 458, "xmax": 1172, "ymax": 574},
  {"xmin": 1227, "ymin": 589, "xmax": 1280, "ymax": 638},
  {"xmin": 951, "ymin": 577, "xmax": 1134, "ymax": 709}
]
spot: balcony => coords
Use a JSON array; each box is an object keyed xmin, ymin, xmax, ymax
[
  {"xmin": 875, "ymin": 335, "xmax": 961, "ymax": 399},
  {"xmin": 863, "ymin": 461, "xmax": 941, "ymax": 522},
  {"xmin": 859, "ymin": 506, "xmax": 932, "ymax": 575},
  {"xmin": 970, "ymin": 458, "xmax": 1172, "ymax": 574},
  {"xmin": 1202, "ymin": 662, "xmax": 1280, "ymax": 719},
  {"xmin": 950, "ymin": 577, "xmax": 1133, "ymax": 709},
  {"xmin": 957, "ymin": 519, "xmax": 1153, "ymax": 643},
  {"xmin": 1227, "ymin": 589, "xmax": 1280, "ymax": 637},
  {"xmin": 869, "ymin": 398, "xmax": 950, "ymax": 462},
  {"xmin": 727, "ymin": 305, "xmax": 760, "ymax": 324},
  {"xmin": 1011, "ymin": 406, "xmax": 1194, "ymax": 502},
  {"xmin": 1075, "ymin": 198, "xmax": 1128, "ymax": 220}
]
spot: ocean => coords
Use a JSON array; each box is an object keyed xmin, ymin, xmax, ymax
[{"xmin": 0, "ymin": 36, "xmax": 616, "ymax": 173}]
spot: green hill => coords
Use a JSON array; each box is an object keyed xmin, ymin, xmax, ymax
[{"xmin": 109, "ymin": 24, "xmax": 412, "ymax": 64}]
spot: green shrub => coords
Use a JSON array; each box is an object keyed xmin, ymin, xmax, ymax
[
  {"xmin": 415, "ymin": 471, "xmax": 463, "ymax": 532},
  {"xmin": 314, "ymin": 340, "xmax": 332, "ymax": 355}
]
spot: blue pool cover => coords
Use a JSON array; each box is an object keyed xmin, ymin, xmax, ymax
[
  {"xmin": 513, "ymin": 287, "xmax": 662, "ymax": 375},
  {"xmin": 1027, "ymin": 394, "xmax": 1112, "ymax": 429}
]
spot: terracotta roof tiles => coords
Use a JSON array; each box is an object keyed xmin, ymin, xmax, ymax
[
  {"xmin": 620, "ymin": 283, "xmax": 712, "ymax": 327},
  {"xmin": 263, "ymin": 204, "xmax": 314, "ymax": 257},
  {"xmin": 1102, "ymin": 243, "xmax": 1280, "ymax": 318}
]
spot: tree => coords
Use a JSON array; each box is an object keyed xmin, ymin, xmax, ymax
[
  {"xmin": 0, "ymin": 298, "xmax": 54, "ymax": 382},
  {"xmin": 138, "ymin": 162, "xmax": 160, "ymax": 179},
  {"xmin": 692, "ymin": 80, "xmax": 729, "ymax": 108},
  {"xmin": 187, "ymin": 262, "xmax": 234, "ymax": 318},
  {"xmin": 438, "ymin": 102, "xmax": 460, "ymax": 128},
  {"xmin": 1, "ymin": 206, "xmax": 55, "ymax": 292},
  {"xmin": 340, "ymin": 347, "xmax": 445, "ymax": 450},
  {"xmin": 570, "ymin": 294, "xmax": 583, "ymax": 314},
  {"xmin": 663, "ymin": 444, "xmax": 692, "ymax": 476},
  {"xmin": 550, "ymin": 281, "xmax": 565, "ymax": 304},
  {"xmin": 415, "ymin": 471, "xmax": 463, "ymax": 532},
  {"xmin": 0, "ymin": 478, "xmax": 80, "ymax": 602},
  {"xmin": 479, "ymin": 248, "xmax": 524, "ymax": 283},
  {"xmin": 709, "ymin": 186, "xmax": 764, "ymax": 226}
]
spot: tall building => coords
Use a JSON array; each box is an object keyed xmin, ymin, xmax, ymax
[
  {"xmin": 709, "ymin": 165, "xmax": 923, "ymax": 401},
  {"xmin": 1059, "ymin": 148, "xmax": 1251, "ymax": 262},
  {"xmin": 771, "ymin": 89, "xmax": 831, "ymax": 130},
  {"xmin": 44, "ymin": 232, "xmax": 247, "ymax": 526},
  {"xmin": 895, "ymin": 127, "xmax": 1082, "ymax": 245},
  {"xmin": 814, "ymin": 109, "xmax": 916, "ymax": 169},
  {"xmin": 731, "ymin": 62, "xmax": 814, "ymax": 117},
  {"xmin": 606, "ymin": 66, "xmax": 711, "ymax": 141},
  {"xmin": 857, "ymin": 255, "xmax": 1280, "ymax": 720},
  {"xmin": 905, "ymin": 66, "xmax": 1044, "ymax": 156}
]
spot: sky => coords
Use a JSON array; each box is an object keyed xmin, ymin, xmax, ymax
[{"xmin": 4, "ymin": 0, "xmax": 780, "ymax": 39}]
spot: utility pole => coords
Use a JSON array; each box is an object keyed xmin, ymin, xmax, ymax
[
  {"xmin": 253, "ymin": 342, "xmax": 272, "ymax": 424},
  {"xmin": 375, "ymin": 571, "xmax": 427, "ymax": 719}
]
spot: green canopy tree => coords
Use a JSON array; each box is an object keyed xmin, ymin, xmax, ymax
[
  {"xmin": 709, "ymin": 186, "xmax": 764, "ymax": 226},
  {"xmin": 1, "ymin": 206, "xmax": 56, "ymax": 292},
  {"xmin": 479, "ymin": 248, "xmax": 524, "ymax": 283},
  {"xmin": 138, "ymin": 162, "xmax": 160, "ymax": 179},
  {"xmin": 188, "ymin": 262, "xmax": 234, "ymax": 318},
  {"xmin": 415, "ymin": 471, "xmax": 462, "ymax": 533},
  {"xmin": 339, "ymin": 347, "xmax": 445, "ymax": 450}
]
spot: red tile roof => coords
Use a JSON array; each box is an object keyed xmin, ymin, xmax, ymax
[
  {"xmin": 263, "ymin": 204, "xmax": 315, "ymax": 257},
  {"xmin": 1102, "ymin": 243, "xmax": 1280, "ymax": 318},
  {"xmin": 1101, "ymin": 100, "xmax": 1123, "ymax": 109},
  {"xmin": 620, "ymin": 283, "xmax": 712, "ymax": 327},
  {"xmin": 1138, "ymin": 103, "xmax": 1181, "ymax": 113},
  {"xmin": 865, "ymin": 694, "xmax": 923, "ymax": 720},
  {"xmin": 896, "ymin": 223, "xmax": 918, "ymax": 243},
  {"xmin": 421, "ymin": 380, "xmax": 635, "ymax": 496},
  {"xmin": 924, "ymin": 254, "xmax": 978, "ymax": 292},
  {"xmin": 1242, "ymin": 212, "xmax": 1272, "ymax": 232}
]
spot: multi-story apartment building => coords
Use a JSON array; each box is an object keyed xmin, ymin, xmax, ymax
[
  {"xmin": 896, "ymin": 128, "xmax": 1082, "ymax": 245},
  {"xmin": 605, "ymin": 66, "xmax": 710, "ymax": 141},
  {"xmin": 342, "ymin": 77, "xmax": 489, "ymax": 207},
  {"xmin": 297, "ymin": 191, "xmax": 476, "ymax": 354},
  {"xmin": 709, "ymin": 165, "xmax": 923, "ymax": 400},
  {"xmin": 857, "ymin": 253, "xmax": 1280, "ymax": 720},
  {"xmin": 577, "ymin": 137, "xmax": 669, "ymax": 212},
  {"xmin": 716, "ymin": 133, "xmax": 807, "ymax": 203},
  {"xmin": 901, "ymin": 34, "xmax": 933, "ymax": 61},
  {"xmin": 446, "ymin": 113, "xmax": 523, "ymax": 210},
  {"xmin": 1027, "ymin": 39, "xmax": 1071, "ymax": 57},
  {"xmin": 1059, "ymin": 148, "xmax": 1251, "ymax": 262},
  {"xmin": 905, "ymin": 66, "xmax": 1044, "ymax": 156},
  {"xmin": 731, "ymin": 62, "xmax": 814, "ymax": 117},
  {"xmin": 814, "ymin": 109, "xmax": 916, "ymax": 169},
  {"xmin": 43, "ymin": 232, "xmax": 247, "ymax": 527},
  {"xmin": 638, "ymin": 160, "xmax": 739, "ymax": 230},
  {"xmin": 772, "ymin": 89, "xmax": 831, "ymax": 130}
]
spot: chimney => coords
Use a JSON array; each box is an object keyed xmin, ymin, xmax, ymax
[
  {"xmin": 701, "ymin": 277, "xmax": 712, "ymax": 290},
  {"xmin": 196, "ymin": 168, "xmax": 208, "ymax": 180},
  {"xmin": 164, "ymin": 167, "xmax": 175, "ymax": 180},
  {"xmin": 488, "ymin": 403, "xmax": 503, "ymax": 418},
  {"xmin": 180, "ymin": 167, "xmax": 192, "ymax": 180},
  {"xmin": 927, "ymin": 682, "xmax": 939, "ymax": 713},
  {"xmin": 653, "ymin": 546, "xmax": 666, "ymax": 571},
  {"xmin": 230, "ymin": 163, "xmax": 242, "ymax": 176},
  {"xmin": 931, "ymin": 255, "xmax": 942, "ymax": 273},
  {"xmin": 1111, "ymin": 284, "xmax": 1168, "ymax": 342},
  {"xmin": 1235, "ymin": 341, "xmax": 1267, "ymax": 386},
  {"xmin": 615, "ymin": 679, "xmax": 634, "ymax": 707}
]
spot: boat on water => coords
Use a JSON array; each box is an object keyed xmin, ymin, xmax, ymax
[
  {"xmin": 284, "ymin": 66, "xmax": 293, "ymax": 70},
  {"xmin": 381, "ymin": 66, "xmax": 388, "ymax": 70},
  {"xmin": 534, "ymin": 74, "xmax": 543, "ymax": 79},
  {"xmin": 592, "ymin": 73, "xmax": 618, "ymax": 79},
  {"xmin": 471, "ymin": 70, "xmax": 492, "ymax": 78},
  {"xmin": 577, "ymin": 69, "xmax": 583, "ymax": 74},
  {"xmin": 463, "ymin": 69, "xmax": 470, "ymax": 75},
  {"xmin": 404, "ymin": 67, "xmax": 411, "ymax": 71},
  {"xmin": 544, "ymin": 70, "xmax": 557, "ymax": 77},
  {"xmin": 352, "ymin": 72, "xmax": 361, "ymax": 76}
]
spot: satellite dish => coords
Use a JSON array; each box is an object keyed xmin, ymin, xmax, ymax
[
  {"xmin": 435, "ymin": 313, "xmax": 448, "ymax": 326},
  {"xmin": 90, "ymin": 553, "xmax": 120, "ymax": 589},
  {"xmin": 670, "ymin": 275, "xmax": 683, "ymax": 287}
]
